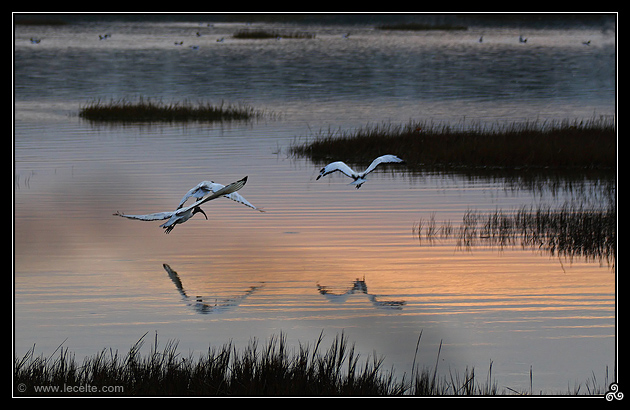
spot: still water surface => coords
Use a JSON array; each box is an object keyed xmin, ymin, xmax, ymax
[{"xmin": 14, "ymin": 19, "xmax": 615, "ymax": 393}]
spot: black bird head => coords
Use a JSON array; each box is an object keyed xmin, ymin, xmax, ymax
[{"xmin": 193, "ymin": 207, "xmax": 208, "ymax": 220}]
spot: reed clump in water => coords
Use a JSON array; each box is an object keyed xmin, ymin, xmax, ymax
[
  {"xmin": 78, "ymin": 98, "xmax": 266, "ymax": 123},
  {"xmin": 414, "ymin": 204, "xmax": 616, "ymax": 266},
  {"xmin": 233, "ymin": 29, "xmax": 315, "ymax": 39},
  {"xmin": 291, "ymin": 117, "xmax": 616, "ymax": 172}
]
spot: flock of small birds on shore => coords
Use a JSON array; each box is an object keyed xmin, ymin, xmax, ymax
[{"xmin": 26, "ymin": 29, "xmax": 595, "ymax": 49}]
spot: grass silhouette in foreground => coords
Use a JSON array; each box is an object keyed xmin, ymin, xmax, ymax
[{"xmin": 15, "ymin": 332, "xmax": 609, "ymax": 396}]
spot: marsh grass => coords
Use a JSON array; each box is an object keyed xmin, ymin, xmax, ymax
[
  {"xmin": 414, "ymin": 203, "xmax": 616, "ymax": 266},
  {"xmin": 78, "ymin": 98, "xmax": 266, "ymax": 123},
  {"xmin": 290, "ymin": 117, "xmax": 616, "ymax": 173},
  {"xmin": 14, "ymin": 332, "xmax": 507, "ymax": 396},
  {"xmin": 14, "ymin": 332, "xmax": 611, "ymax": 396}
]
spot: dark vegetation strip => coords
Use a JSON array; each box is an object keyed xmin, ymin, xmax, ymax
[
  {"xmin": 290, "ymin": 117, "xmax": 616, "ymax": 173},
  {"xmin": 232, "ymin": 29, "xmax": 315, "ymax": 39},
  {"xmin": 15, "ymin": 332, "xmax": 609, "ymax": 396},
  {"xmin": 12, "ymin": 332, "xmax": 441, "ymax": 396},
  {"xmin": 78, "ymin": 98, "xmax": 266, "ymax": 123}
]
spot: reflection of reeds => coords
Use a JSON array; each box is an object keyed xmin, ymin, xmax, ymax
[{"xmin": 415, "ymin": 204, "xmax": 616, "ymax": 265}]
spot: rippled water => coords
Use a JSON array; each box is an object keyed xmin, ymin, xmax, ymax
[{"xmin": 14, "ymin": 17, "xmax": 616, "ymax": 393}]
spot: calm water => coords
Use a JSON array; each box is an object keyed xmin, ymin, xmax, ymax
[{"xmin": 14, "ymin": 19, "xmax": 616, "ymax": 394}]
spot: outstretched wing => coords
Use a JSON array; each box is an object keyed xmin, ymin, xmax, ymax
[
  {"xmin": 160, "ymin": 177, "xmax": 246, "ymax": 233},
  {"xmin": 178, "ymin": 180, "xmax": 263, "ymax": 212},
  {"xmin": 113, "ymin": 210, "xmax": 174, "ymax": 221},
  {"xmin": 176, "ymin": 181, "xmax": 214, "ymax": 209},
  {"xmin": 192, "ymin": 176, "xmax": 248, "ymax": 208},
  {"xmin": 361, "ymin": 155, "xmax": 404, "ymax": 177},
  {"xmin": 316, "ymin": 161, "xmax": 357, "ymax": 180},
  {"xmin": 224, "ymin": 191, "xmax": 265, "ymax": 212}
]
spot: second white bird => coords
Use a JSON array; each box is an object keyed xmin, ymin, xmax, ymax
[{"xmin": 316, "ymin": 154, "xmax": 404, "ymax": 189}]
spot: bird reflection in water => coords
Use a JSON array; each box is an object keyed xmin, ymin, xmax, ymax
[
  {"xmin": 317, "ymin": 277, "xmax": 406, "ymax": 309},
  {"xmin": 162, "ymin": 264, "xmax": 264, "ymax": 314}
]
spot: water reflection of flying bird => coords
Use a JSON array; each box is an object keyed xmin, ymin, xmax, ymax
[
  {"xmin": 162, "ymin": 264, "xmax": 264, "ymax": 314},
  {"xmin": 316, "ymin": 154, "xmax": 404, "ymax": 189},
  {"xmin": 177, "ymin": 180, "xmax": 264, "ymax": 212},
  {"xmin": 114, "ymin": 176, "xmax": 247, "ymax": 234},
  {"xmin": 317, "ymin": 277, "xmax": 406, "ymax": 309}
]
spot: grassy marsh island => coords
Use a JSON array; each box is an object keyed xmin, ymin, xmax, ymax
[
  {"xmin": 232, "ymin": 29, "xmax": 315, "ymax": 40},
  {"xmin": 78, "ymin": 98, "xmax": 267, "ymax": 123},
  {"xmin": 290, "ymin": 117, "xmax": 616, "ymax": 174},
  {"xmin": 13, "ymin": 332, "xmax": 610, "ymax": 396}
]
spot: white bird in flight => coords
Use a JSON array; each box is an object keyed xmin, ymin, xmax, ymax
[
  {"xmin": 316, "ymin": 154, "xmax": 404, "ymax": 189},
  {"xmin": 176, "ymin": 180, "xmax": 264, "ymax": 212},
  {"xmin": 114, "ymin": 176, "xmax": 248, "ymax": 234}
]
